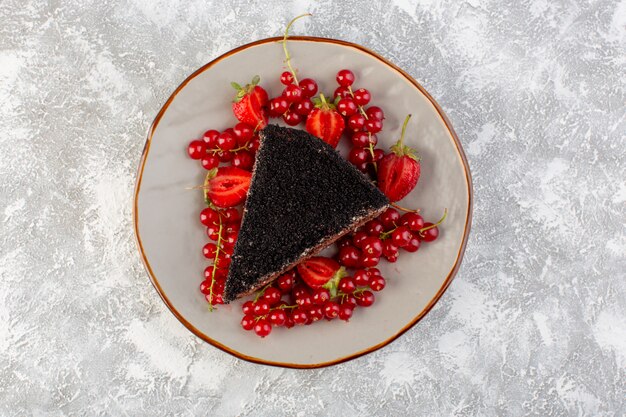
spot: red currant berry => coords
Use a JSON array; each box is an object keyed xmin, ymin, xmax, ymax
[
  {"xmin": 202, "ymin": 129, "xmax": 220, "ymax": 146},
  {"xmin": 386, "ymin": 253, "xmax": 398, "ymax": 262},
  {"xmin": 342, "ymin": 294, "xmax": 358, "ymax": 307},
  {"xmin": 254, "ymin": 319, "xmax": 272, "ymax": 337},
  {"xmin": 280, "ymin": 71, "xmax": 293, "ymax": 85},
  {"xmin": 221, "ymin": 208, "xmax": 240, "ymax": 224},
  {"xmin": 201, "ymin": 154, "xmax": 219, "ymax": 170},
  {"xmin": 253, "ymin": 301, "xmax": 270, "ymax": 316},
  {"xmin": 371, "ymin": 149, "xmax": 384, "ymax": 162},
  {"xmin": 247, "ymin": 136, "xmax": 260, "ymax": 153},
  {"xmin": 187, "ymin": 140, "xmax": 206, "ymax": 159},
  {"xmin": 368, "ymin": 268, "xmax": 381, "ymax": 277},
  {"xmin": 308, "ymin": 306, "xmax": 324, "ymax": 322},
  {"xmin": 283, "ymin": 313, "xmax": 294, "ymax": 328},
  {"xmin": 242, "ymin": 300, "xmax": 254, "ymax": 315},
  {"xmin": 353, "ymin": 269, "xmax": 370, "ymax": 286},
  {"xmin": 364, "ymin": 220, "xmax": 384, "ymax": 236},
  {"xmin": 231, "ymin": 150, "xmax": 254, "ymax": 170},
  {"xmin": 365, "ymin": 118, "xmax": 383, "ymax": 133},
  {"xmin": 362, "ymin": 237, "xmax": 383, "ymax": 257},
  {"xmin": 347, "ymin": 114, "xmax": 365, "ymax": 131},
  {"xmin": 404, "ymin": 234, "xmax": 421, "ymax": 252},
  {"xmin": 283, "ymin": 84, "xmax": 303, "ymax": 102},
  {"xmin": 337, "ymin": 98, "xmax": 358, "ymax": 117},
  {"xmin": 324, "ymin": 301, "xmax": 340, "ymax": 319},
  {"xmin": 312, "ymin": 288, "xmax": 331, "ymax": 305},
  {"xmin": 334, "ymin": 86, "xmax": 351, "ymax": 99},
  {"xmin": 420, "ymin": 223, "xmax": 439, "ymax": 242},
  {"xmin": 369, "ymin": 276, "xmax": 386, "ymax": 291},
  {"xmin": 353, "ymin": 88, "xmax": 371, "ymax": 106},
  {"xmin": 241, "ymin": 314, "xmax": 255, "ymax": 330},
  {"xmin": 356, "ymin": 290, "xmax": 375, "ymax": 307},
  {"xmin": 200, "ymin": 208, "xmax": 219, "ymax": 226},
  {"xmin": 382, "ymin": 239, "xmax": 399, "ymax": 258},
  {"xmin": 277, "ymin": 273, "xmax": 294, "ymax": 292},
  {"xmin": 206, "ymin": 292, "xmax": 224, "ymax": 305},
  {"xmin": 292, "ymin": 284, "xmax": 310, "ymax": 299},
  {"xmin": 352, "ymin": 231, "xmax": 369, "ymax": 248},
  {"xmin": 337, "ymin": 237, "xmax": 353, "ymax": 249},
  {"xmin": 356, "ymin": 162, "xmax": 369, "ymax": 173},
  {"xmin": 351, "ymin": 131, "xmax": 377, "ymax": 147},
  {"xmin": 338, "ymin": 277, "xmax": 356, "ymax": 294},
  {"xmin": 269, "ymin": 309, "xmax": 287, "ymax": 326},
  {"xmin": 221, "ymin": 231, "xmax": 237, "ymax": 248},
  {"xmin": 216, "ymin": 149, "xmax": 232, "ymax": 162},
  {"xmin": 269, "ymin": 97, "xmax": 289, "ymax": 116},
  {"xmin": 202, "ymin": 242, "xmax": 218, "ymax": 258},
  {"xmin": 217, "ymin": 131, "xmax": 236, "ymax": 151},
  {"xmin": 292, "ymin": 308, "xmax": 308, "ymax": 325},
  {"xmin": 233, "ymin": 123, "xmax": 254, "ymax": 145},
  {"xmin": 338, "ymin": 245, "xmax": 361, "ymax": 268},
  {"xmin": 392, "ymin": 226, "xmax": 412, "ymax": 247},
  {"xmin": 199, "ymin": 280, "xmax": 212, "ymax": 295},
  {"xmin": 295, "ymin": 99, "xmax": 313, "ymax": 116},
  {"xmin": 336, "ymin": 69, "xmax": 355, "ymax": 87},
  {"xmin": 297, "ymin": 294, "xmax": 313, "ymax": 308},
  {"xmin": 365, "ymin": 106, "xmax": 384, "ymax": 120},
  {"xmin": 360, "ymin": 256, "xmax": 380, "ymax": 267},
  {"xmin": 348, "ymin": 147, "xmax": 369, "ymax": 165},
  {"xmin": 283, "ymin": 111, "xmax": 302, "ymax": 126},
  {"xmin": 298, "ymin": 78, "xmax": 318, "ymax": 98},
  {"xmin": 379, "ymin": 208, "xmax": 400, "ymax": 229},
  {"xmin": 400, "ymin": 212, "xmax": 425, "ymax": 231},
  {"xmin": 338, "ymin": 304, "xmax": 353, "ymax": 321},
  {"xmin": 262, "ymin": 287, "xmax": 282, "ymax": 306},
  {"xmin": 206, "ymin": 224, "xmax": 220, "ymax": 240}
]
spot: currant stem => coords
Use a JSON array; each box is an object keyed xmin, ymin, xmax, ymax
[
  {"xmin": 208, "ymin": 216, "xmax": 224, "ymax": 312},
  {"xmin": 390, "ymin": 203, "xmax": 420, "ymax": 213},
  {"xmin": 419, "ymin": 208, "xmax": 448, "ymax": 233},
  {"xmin": 282, "ymin": 13, "xmax": 311, "ymax": 84},
  {"xmin": 347, "ymin": 86, "xmax": 377, "ymax": 171},
  {"xmin": 399, "ymin": 114, "xmax": 411, "ymax": 147}
]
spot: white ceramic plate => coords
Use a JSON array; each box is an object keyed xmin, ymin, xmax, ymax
[{"xmin": 134, "ymin": 37, "xmax": 472, "ymax": 368}]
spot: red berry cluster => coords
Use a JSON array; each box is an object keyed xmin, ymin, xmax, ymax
[
  {"xmin": 338, "ymin": 207, "xmax": 443, "ymax": 266},
  {"xmin": 240, "ymin": 267, "xmax": 384, "ymax": 338},
  {"xmin": 333, "ymin": 69, "xmax": 385, "ymax": 174},
  {"xmin": 268, "ymin": 71, "xmax": 319, "ymax": 125},
  {"xmin": 187, "ymin": 122, "xmax": 261, "ymax": 172},
  {"xmin": 198, "ymin": 207, "xmax": 243, "ymax": 308}
]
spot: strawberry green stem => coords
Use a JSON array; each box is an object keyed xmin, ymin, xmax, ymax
[
  {"xmin": 282, "ymin": 13, "xmax": 311, "ymax": 84},
  {"xmin": 398, "ymin": 114, "xmax": 411, "ymax": 148},
  {"xmin": 419, "ymin": 208, "xmax": 448, "ymax": 233}
]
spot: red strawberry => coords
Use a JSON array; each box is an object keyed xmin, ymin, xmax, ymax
[
  {"xmin": 377, "ymin": 114, "xmax": 421, "ymax": 202},
  {"xmin": 205, "ymin": 166, "xmax": 252, "ymax": 208},
  {"xmin": 305, "ymin": 94, "xmax": 345, "ymax": 148},
  {"xmin": 231, "ymin": 75, "xmax": 269, "ymax": 129},
  {"xmin": 297, "ymin": 256, "xmax": 341, "ymax": 289}
]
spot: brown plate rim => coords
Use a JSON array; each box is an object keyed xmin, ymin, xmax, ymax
[{"xmin": 133, "ymin": 36, "xmax": 474, "ymax": 369}]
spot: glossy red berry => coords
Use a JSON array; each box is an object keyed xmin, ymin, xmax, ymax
[
  {"xmin": 338, "ymin": 245, "xmax": 361, "ymax": 268},
  {"xmin": 338, "ymin": 304, "xmax": 353, "ymax": 321},
  {"xmin": 277, "ymin": 273, "xmax": 294, "ymax": 292},
  {"xmin": 280, "ymin": 71, "xmax": 293, "ymax": 85},
  {"xmin": 334, "ymin": 86, "xmax": 351, "ymax": 99},
  {"xmin": 202, "ymin": 243, "xmax": 218, "ymax": 258},
  {"xmin": 296, "ymin": 294, "xmax": 313, "ymax": 308},
  {"xmin": 360, "ymin": 256, "xmax": 380, "ymax": 267},
  {"xmin": 371, "ymin": 149, "xmax": 384, "ymax": 163},
  {"xmin": 353, "ymin": 88, "xmax": 371, "ymax": 106},
  {"xmin": 356, "ymin": 290, "xmax": 375, "ymax": 307},
  {"xmin": 201, "ymin": 154, "xmax": 219, "ymax": 170},
  {"xmin": 369, "ymin": 276, "xmax": 386, "ymax": 291},
  {"xmin": 200, "ymin": 207, "xmax": 220, "ymax": 226},
  {"xmin": 262, "ymin": 287, "xmax": 282, "ymax": 306},
  {"xmin": 254, "ymin": 319, "xmax": 272, "ymax": 337},
  {"xmin": 353, "ymin": 269, "xmax": 370, "ymax": 286},
  {"xmin": 338, "ymin": 277, "xmax": 356, "ymax": 294},
  {"xmin": 324, "ymin": 301, "xmax": 340, "ymax": 319},
  {"xmin": 379, "ymin": 208, "xmax": 400, "ymax": 229},
  {"xmin": 348, "ymin": 147, "xmax": 369, "ymax": 165},
  {"xmin": 312, "ymin": 288, "xmax": 331, "ymax": 305},
  {"xmin": 351, "ymin": 131, "xmax": 377, "ymax": 147},
  {"xmin": 292, "ymin": 284, "xmax": 310, "ymax": 299},
  {"xmin": 352, "ymin": 231, "xmax": 369, "ymax": 248},
  {"xmin": 392, "ymin": 226, "xmax": 413, "ymax": 247},
  {"xmin": 336, "ymin": 69, "xmax": 355, "ymax": 86},
  {"xmin": 292, "ymin": 308, "xmax": 308, "ymax": 325},
  {"xmin": 364, "ymin": 220, "xmax": 384, "ymax": 236},
  {"xmin": 242, "ymin": 300, "xmax": 254, "ymax": 315},
  {"xmin": 202, "ymin": 129, "xmax": 220, "ymax": 146},
  {"xmin": 221, "ymin": 208, "xmax": 240, "ymax": 224},
  {"xmin": 283, "ymin": 84, "xmax": 303, "ymax": 102},
  {"xmin": 362, "ymin": 236, "xmax": 383, "ymax": 257},
  {"xmin": 420, "ymin": 223, "xmax": 439, "ymax": 242},
  {"xmin": 231, "ymin": 150, "xmax": 254, "ymax": 170},
  {"xmin": 337, "ymin": 98, "xmax": 358, "ymax": 117},
  {"xmin": 216, "ymin": 149, "xmax": 232, "ymax": 162},
  {"xmin": 283, "ymin": 111, "xmax": 302, "ymax": 126},
  {"xmin": 365, "ymin": 106, "xmax": 384, "ymax": 120},
  {"xmin": 253, "ymin": 301, "xmax": 270, "ymax": 316},
  {"xmin": 269, "ymin": 309, "xmax": 287, "ymax": 326},
  {"xmin": 347, "ymin": 114, "xmax": 365, "ymax": 131},
  {"xmin": 365, "ymin": 118, "xmax": 383, "ymax": 133},
  {"xmin": 295, "ymin": 99, "xmax": 313, "ymax": 116},
  {"xmin": 233, "ymin": 123, "xmax": 254, "ymax": 145},
  {"xmin": 400, "ymin": 212, "xmax": 425, "ymax": 231},
  {"xmin": 187, "ymin": 140, "xmax": 205, "ymax": 159},
  {"xmin": 217, "ymin": 131, "xmax": 236, "ymax": 151},
  {"xmin": 382, "ymin": 239, "xmax": 399, "ymax": 258},
  {"xmin": 298, "ymin": 78, "xmax": 318, "ymax": 98},
  {"xmin": 199, "ymin": 280, "xmax": 212, "ymax": 295},
  {"xmin": 241, "ymin": 314, "xmax": 255, "ymax": 330},
  {"xmin": 247, "ymin": 136, "xmax": 260, "ymax": 153},
  {"xmin": 269, "ymin": 97, "xmax": 289, "ymax": 116},
  {"xmin": 308, "ymin": 306, "xmax": 324, "ymax": 322},
  {"xmin": 404, "ymin": 234, "xmax": 421, "ymax": 252}
]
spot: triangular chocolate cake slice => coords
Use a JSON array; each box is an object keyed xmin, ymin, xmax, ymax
[{"xmin": 224, "ymin": 125, "xmax": 389, "ymax": 302}]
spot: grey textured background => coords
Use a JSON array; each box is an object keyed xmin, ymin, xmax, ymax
[{"xmin": 1, "ymin": 0, "xmax": 625, "ymax": 415}]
